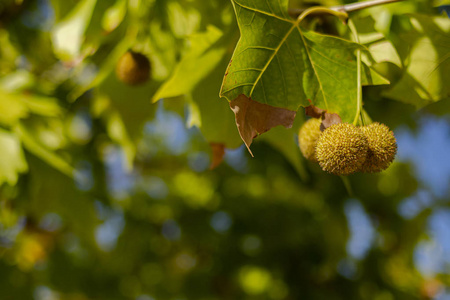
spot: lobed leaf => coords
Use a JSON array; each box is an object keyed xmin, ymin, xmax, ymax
[{"xmin": 220, "ymin": 0, "xmax": 375, "ymax": 124}]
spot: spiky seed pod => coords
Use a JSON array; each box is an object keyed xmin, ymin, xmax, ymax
[
  {"xmin": 316, "ymin": 123, "xmax": 368, "ymax": 175},
  {"xmin": 115, "ymin": 51, "xmax": 151, "ymax": 85},
  {"xmin": 298, "ymin": 118, "xmax": 322, "ymax": 161},
  {"xmin": 360, "ymin": 122, "xmax": 397, "ymax": 173}
]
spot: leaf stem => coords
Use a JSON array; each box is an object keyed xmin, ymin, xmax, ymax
[
  {"xmin": 348, "ymin": 19, "xmax": 362, "ymax": 126},
  {"xmin": 296, "ymin": 6, "xmax": 347, "ymax": 23},
  {"xmin": 289, "ymin": 0, "xmax": 405, "ymax": 18}
]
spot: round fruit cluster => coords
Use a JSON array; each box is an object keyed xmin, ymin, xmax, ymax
[{"xmin": 298, "ymin": 119, "xmax": 397, "ymax": 175}]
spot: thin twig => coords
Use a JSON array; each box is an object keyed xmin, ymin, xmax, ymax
[{"xmin": 288, "ymin": 0, "xmax": 404, "ymax": 18}]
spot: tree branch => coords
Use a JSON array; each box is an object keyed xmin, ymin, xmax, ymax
[{"xmin": 288, "ymin": 0, "xmax": 405, "ymax": 18}]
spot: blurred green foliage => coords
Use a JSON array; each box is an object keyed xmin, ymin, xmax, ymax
[{"xmin": 0, "ymin": 0, "xmax": 449, "ymax": 299}]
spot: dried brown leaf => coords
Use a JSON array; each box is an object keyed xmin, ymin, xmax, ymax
[
  {"xmin": 320, "ymin": 113, "xmax": 342, "ymax": 131},
  {"xmin": 305, "ymin": 104, "xmax": 325, "ymax": 119},
  {"xmin": 229, "ymin": 95, "xmax": 296, "ymax": 156}
]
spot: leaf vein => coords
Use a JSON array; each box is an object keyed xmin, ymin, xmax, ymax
[
  {"xmin": 233, "ymin": 0, "xmax": 293, "ymax": 23},
  {"xmin": 275, "ymin": 54, "xmax": 288, "ymax": 107},
  {"xmin": 250, "ymin": 24, "xmax": 297, "ymax": 97},
  {"xmin": 236, "ymin": 46, "xmax": 276, "ymax": 58},
  {"xmin": 309, "ymin": 46, "xmax": 354, "ymax": 71},
  {"xmin": 297, "ymin": 26, "xmax": 329, "ymax": 110},
  {"xmin": 222, "ymin": 83, "xmax": 255, "ymax": 95}
]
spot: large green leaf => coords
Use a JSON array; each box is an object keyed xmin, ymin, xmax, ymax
[{"xmin": 220, "ymin": 0, "xmax": 378, "ymax": 123}]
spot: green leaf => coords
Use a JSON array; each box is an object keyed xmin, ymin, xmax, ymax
[
  {"xmin": 101, "ymin": 0, "xmax": 127, "ymax": 33},
  {"xmin": 14, "ymin": 124, "xmax": 75, "ymax": 178},
  {"xmin": 384, "ymin": 14, "xmax": 450, "ymax": 107},
  {"xmin": 190, "ymin": 56, "xmax": 243, "ymax": 149},
  {"xmin": 51, "ymin": 0, "xmax": 97, "ymax": 60},
  {"xmin": 0, "ymin": 90, "xmax": 29, "ymax": 126},
  {"xmin": 153, "ymin": 25, "xmax": 226, "ymax": 102},
  {"xmin": 0, "ymin": 129, "xmax": 28, "ymax": 186},
  {"xmin": 0, "ymin": 88, "xmax": 62, "ymax": 125},
  {"xmin": 220, "ymin": 0, "xmax": 377, "ymax": 123}
]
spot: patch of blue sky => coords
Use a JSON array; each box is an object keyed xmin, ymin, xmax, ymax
[
  {"xmin": 140, "ymin": 176, "xmax": 169, "ymax": 200},
  {"xmin": 210, "ymin": 211, "xmax": 232, "ymax": 233},
  {"xmin": 144, "ymin": 103, "xmax": 191, "ymax": 156},
  {"xmin": 398, "ymin": 189, "xmax": 434, "ymax": 219},
  {"xmin": 162, "ymin": 219, "xmax": 181, "ymax": 241},
  {"xmin": 95, "ymin": 207, "xmax": 125, "ymax": 252},
  {"xmin": 344, "ymin": 200, "xmax": 375, "ymax": 260},
  {"xmin": 103, "ymin": 145, "xmax": 136, "ymax": 199},
  {"xmin": 21, "ymin": 0, "xmax": 54, "ymax": 31},
  {"xmin": 414, "ymin": 209, "xmax": 450, "ymax": 276},
  {"xmin": 224, "ymin": 145, "xmax": 249, "ymax": 173},
  {"xmin": 395, "ymin": 115, "xmax": 450, "ymax": 198},
  {"xmin": 187, "ymin": 151, "xmax": 210, "ymax": 172}
]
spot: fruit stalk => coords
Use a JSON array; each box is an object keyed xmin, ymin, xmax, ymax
[
  {"xmin": 289, "ymin": 0, "xmax": 405, "ymax": 17},
  {"xmin": 348, "ymin": 19, "xmax": 362, "ymax": 126}
]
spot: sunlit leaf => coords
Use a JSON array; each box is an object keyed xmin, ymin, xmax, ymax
[
  {"xmin": 14, "ymin": 124, "xmax": 74, "ymax": 178},
  {"xmin": 153, "ymin": 26, "xmax": 225, "ymax": 102},
  {"xmin": 101, "ymin": 0, "xmax": 127, "ymax": 33},
  {"xmin": 220, "ymin": 0, "xmax": 377, "ymax": 124},
  {"xmin": 0, "ymin": 129, "xmax": 28, "ymax": 186},
  {"xmin": 51, "ymin": 0, "xmax": 97, "ymax": 60},
  {"xmin": 384, "ymin": 14, "xmax": 450, "ymax": 107}
]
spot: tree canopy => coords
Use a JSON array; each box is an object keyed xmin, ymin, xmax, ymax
[{"xmin": 0, "ymin": 0, "xmax": 449, "ymax": 299}]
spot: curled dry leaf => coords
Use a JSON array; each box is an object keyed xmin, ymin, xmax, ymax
[
  {"xmin": 304, "ymin": 104, "xmax": 342, "ymax": 131},
  {"xmin": 230, "ymin": 95, "xmax": 296, "ymax": 156},
  {"xmin": 305, "ymin": 104, "xmax": 325, "ymax": 119},
  {"xmin": 320, "ymin": 113, "xmax": 342, "ymax": 131}
]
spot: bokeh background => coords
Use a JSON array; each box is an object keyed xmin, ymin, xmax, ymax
[{"xmin": 0, "ymin": 0, "xmax": 449, "ymax": 299}]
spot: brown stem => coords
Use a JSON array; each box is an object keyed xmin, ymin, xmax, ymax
[{"xmin": 288, "ymin": 0, "xmax": 405, "ymax": 18}]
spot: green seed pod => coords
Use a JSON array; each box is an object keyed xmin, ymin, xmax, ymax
[
  {"xmin": 316, "ymin": 123, "xmax": 368, "ymax": 175},
  {"xmin": 115, "ymin": 51, "xmax": 151, "ymax": 85},
  {"xmin": 360, "ymin": 122, "xmax": 397, "ymax": 173},
  {"xmin": 298, "ymin": 118, "xmax": 322, "ymax": 161}
]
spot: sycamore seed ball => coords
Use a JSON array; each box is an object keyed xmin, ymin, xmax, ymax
[
  {"xmin": 360, "ymin": 122, "xmax": 397, "ymax": 173},
  {"xmin": 316, "ymin": 123, "xmax": 368, "ymax": 176},
  {"xmin": 116, "ymin": 51, "xmax": 151, "ymax": 85},
  {"xmin": 298, "ymin": 118, "xmax": 322, "ymax": 161}
]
